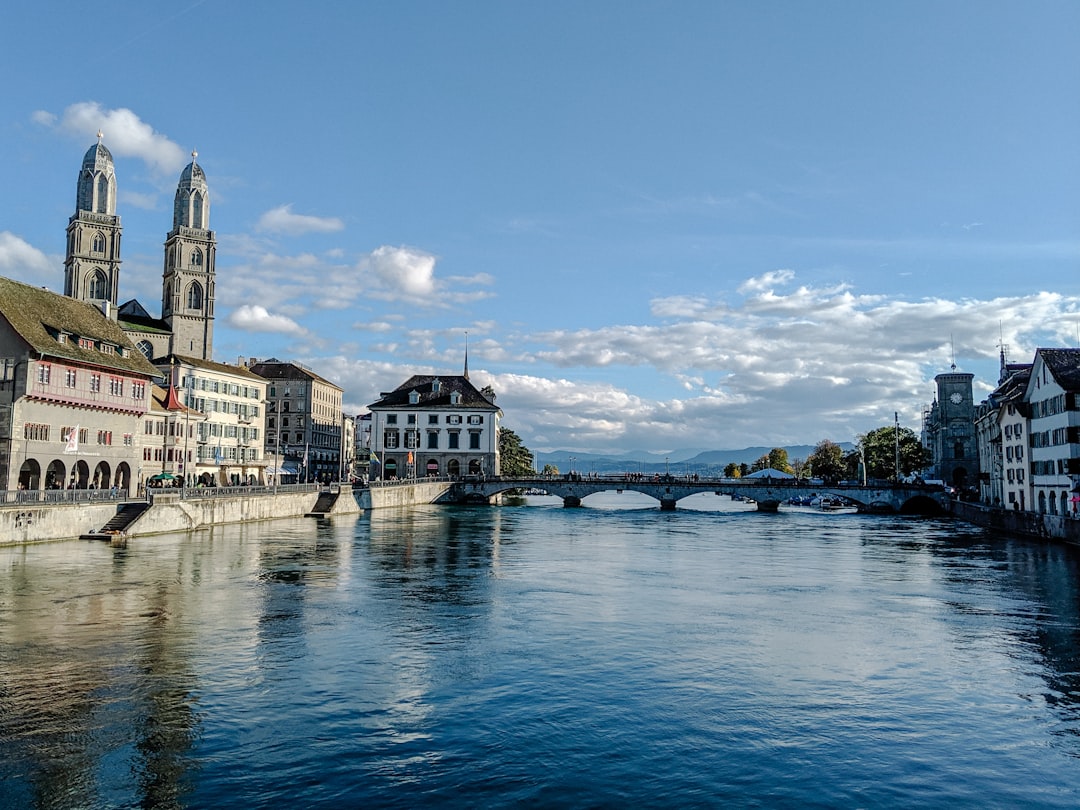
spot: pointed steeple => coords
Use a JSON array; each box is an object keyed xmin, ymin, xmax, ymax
[{"xmin": 463, "ymin": 331, "xmax": 470, "ymax": 380}]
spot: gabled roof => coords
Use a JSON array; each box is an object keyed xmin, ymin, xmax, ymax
[
  {"xmin": 1036, "ymin": 348, "xmax": 1080, "ymax": 392},
  {"xmin": 0, "ymin": 275, "xmax": 159, "ymax": 377},
  {"xmin": 368, "ymin": 374, "xmax": 498, "ymax": 411},
  {"xmin": 118, "ymin": 298, "xmax": 171, "ymax": 334}
]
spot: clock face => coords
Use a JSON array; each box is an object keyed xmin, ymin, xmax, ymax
[{"xmin": 950, "ymin": 392, "xmax": 963, "ymax": 404}]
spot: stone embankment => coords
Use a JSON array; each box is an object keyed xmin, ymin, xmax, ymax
[
  {"xmin": 0, "ymin": 480, "xmax": 461, "ymax": 545},
  {"xmin": 947, "ymin": 499, "xmax": 1080, "ymax": 546}
]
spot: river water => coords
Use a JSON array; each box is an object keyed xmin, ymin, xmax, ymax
[{"xmin": 1, "ymin": 492, "xmax": 1079, "ymax": 808}]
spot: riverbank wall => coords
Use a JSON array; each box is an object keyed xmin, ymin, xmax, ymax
[
  {"xmin": 947, "ymin": 500, "xmax": 1080, "ymax": 547},
  {"xmin": 0, "ymin": 480, "xmax": 461, "ymax": 545},
  {"xmin": 1, "ymin": 501, "xmax": 122, "ymax": 546}
]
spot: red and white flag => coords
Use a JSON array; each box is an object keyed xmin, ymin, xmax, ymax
[{"xmin": 64, "ymin": 425, "xmax": 80, "ymax": 454}]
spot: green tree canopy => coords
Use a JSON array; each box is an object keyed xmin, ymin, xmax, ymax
[
  {"xmin": 498, "ymin": 426, "xmax": 535, "ymax": 476},
  {"xmin": 723, "ymin": 462, "xmax": 741, "ymax": 478},
  {"xmin": 806, "ymin": 439, "xmax": 846, "ymax": 483},
  {"xmin": 541, "ymin": 463, "xmax": 559, "ymax": 476},
  {"xmin": 857, "ymin": 426, "xmax": 931, "ymax": 481}
]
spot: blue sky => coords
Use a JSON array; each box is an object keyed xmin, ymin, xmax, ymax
[{"xmin": 2, "ymin": 1, "xmax": 1078, "ymax": 454}]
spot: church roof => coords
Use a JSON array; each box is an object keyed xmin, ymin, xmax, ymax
[
  {"xmin": 179, "ymin": 159, "xmax": 207, "ymax": 187},
  {"xmin": 368, "ymin": 374, "xmax": 498, "ymax": 411},
  {"xmin": 81, "ymin": 140, "xmax": 114, "ymax": 172},
  {"xmin": 117, "ymin": 299, "xmax": 171, "ymax": 334},
  {"xmin": 0, "ymin": 275, "xmax": 159, "ymax": 378}
]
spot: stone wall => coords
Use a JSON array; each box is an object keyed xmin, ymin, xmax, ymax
[
  {"xmin": 949, "ymin": 500, "xmax": 1080, "ymax": 547},
  {"xmin": 0, "ymin": 502, "xmax": 121, "ymax": 546}
]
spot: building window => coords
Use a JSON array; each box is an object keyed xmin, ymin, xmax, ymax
[
  {"xmin": 468, "ymin": 415, "xmax": 484, "ymax": 425},
  {"xmin": 92, "ymin": 232, "xmax": 105, "ymax": 253},
  {"xmin": 387, "ymin": 414, "xmax": 397, "ymax": 424},
  {"xmin": 448, "ymin": 431, "xmax": 460, "ymax": 449},
  {"xmin": 384, "ymin": 431, "xmax": 399, "ymax": 449},
  {"xmin": 87, "ymin": 270, "xmax": 108, "ymax": 300},
  {"xmin": 448, "ymin": 414, "xmax": 462, "ymax": 425},
  {"xmin": 469, "ymin": 432, "xmax": 482, "ymax": 450},
  {"xmin": 187, "ymin": 281, "xmax": 204, "ymax": 309},
  {"xmin": 427, "ymin": 432, "xmax": 439, "ymax": 449},
  {"xmin": 97, "ymin": 430, "xmax": 112, "ymax": 446},
  {"xmin": 191, "ymin": 248, "xmax": 203, "ymax": 266},
  {"xmin": 109, "ymin": 377, "xmax": 124, "ymax": 396},
  {"xmin": 429, "ymin": 414, "xmax": 439, "ymax": 424},
  {"xmin": 24, "ymin": 423, "xmax": 50, "ymax": 441},
  {"xmin": 132, "ymin": 382, "xmax": 146, "ymax": 399},
  {"xmin": 38, "ymin": 364, "xmax": 51, "ymax": 384},
  {"xmin": 90, "ymin": 373, "xmax": 101, "ymax": 393},
  {"xmin": 65, "ymin": 369, "xmax": 77, "ymax": 387}
]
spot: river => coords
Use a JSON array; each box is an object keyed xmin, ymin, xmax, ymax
[{"xmin": 1, "ymin": 492, "xmax": 1079, "ymax": 808}]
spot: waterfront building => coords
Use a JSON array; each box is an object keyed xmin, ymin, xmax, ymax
[
  {"xmin": 922, "ymin": 369, "xmax": 977, "ymax": 488},
  {"xmin": 0, "ymin": 276, "xmax": 158, "ymax": 493},
  {"xmin": 367, "ymin": 372, "xmax": 501, "ymax": 479},
  {"xmin": 143, "ymin": 382, "xmax": 204, "ymax": 488},
  {"xmin": 1023, "ymin": 348, "xmax": 1080, "ymax": 517},
  {"xmin": 248, "ymin": 359, "xmax": 343, "ymax": 483},
  {"xmin": 973, "ymin": 349, "xmax": 1032, "ymax": 508},
  {"xmin": 159, "ymin": 355, "xmax": 267, "ymax": 486},
  {"xmin": 64, "ymin": 136, "xmax": 217, "ymax": 362}
]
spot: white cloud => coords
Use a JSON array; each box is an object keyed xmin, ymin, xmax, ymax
[
  {"xmin": 227, "ymin": 305, "xmax": 307, "ymax": 336},
  {"xmin": 256, "ymin": 204, "xmax": 344, "ymax": 235},
  {"xmin": 0, "ymin": 232, "xmax": 56, "ymax": 277},
  {"xmin": 34, "ymin": 102, "xmax": 187, "ymax": 175}
]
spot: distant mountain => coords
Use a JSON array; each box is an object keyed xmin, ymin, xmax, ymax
[{"xmin": 533, "ymin": 444, "xmax": 855, "ymax": 475}]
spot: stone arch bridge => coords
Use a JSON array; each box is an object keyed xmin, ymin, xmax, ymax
[{"xmin": 440, "ymin": 476, "xmax": 948, "ymax": 514}]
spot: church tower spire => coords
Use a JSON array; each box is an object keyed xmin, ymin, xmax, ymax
[
  {"xmin": 64, "ymin": 131, "xmax": 122, "ymax": 308},
  {"xmin": 161, "ymin": 150, "xmax": 216, "ymax": 360}
]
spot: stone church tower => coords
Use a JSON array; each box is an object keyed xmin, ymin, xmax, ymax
[
  {"xmin": 63, "ymin": 137, "xmax": 217, "ymax": 362},
  {"xmin": 64, "ymin": 132, "xmax": 121, "ymax": 309},
  {"xmin": 161, "ymin": 151, "xmax": 216, "ymax": 359}
]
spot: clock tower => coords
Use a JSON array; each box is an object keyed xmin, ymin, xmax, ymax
[{"xmin": 929, "ymin": 369, "xmax": 977, "ymax": 487}]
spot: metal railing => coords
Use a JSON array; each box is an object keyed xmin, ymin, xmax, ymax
[{"xmin": 0, "ymin": 488, "xmax": 132, "ymax": 506}]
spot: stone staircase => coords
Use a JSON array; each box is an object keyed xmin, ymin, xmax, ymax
[
  {"xmin": 305, "ymin": 490, "xmax": 339, "ymax": 517},
  {"xmin": 80, "ymin": 501, "xmax": 152, "ymax": 542}
]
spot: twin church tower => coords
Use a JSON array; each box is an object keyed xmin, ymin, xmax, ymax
[{"xmin": 63, "ymin": 132, "xmax": 216, "ymax": 361}]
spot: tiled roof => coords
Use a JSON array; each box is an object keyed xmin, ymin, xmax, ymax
[
  {"xmin": 249, "ymin": 360, "xmax": 341, "ymax": 390},
  {"xmin": 0, "ymin": 275, "xmax": 159, "ymax": 377},
  {"xmin": 368, "ymin": 374, "xmax": 498, "ymax": 410},
  {"xmin": 161, "ymin": 353, "xmax": 267, "ymax": 382},
  {"xmin": 1038, "ymin": 348, "xmax": 1080, "ymax": 392}
]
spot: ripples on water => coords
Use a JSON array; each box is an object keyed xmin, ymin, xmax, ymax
[{"xmin": 1, "ymin": 494, "xmax": 1079, "ymax": 808}]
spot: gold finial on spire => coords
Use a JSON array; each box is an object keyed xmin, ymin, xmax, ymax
[
  {"xmin": 97, "ymin": 129, "xmax": 103, "ymax": 142},
  {"xmin": 192, "ymin": 149, "xmax": 198, "ymax": 162}
]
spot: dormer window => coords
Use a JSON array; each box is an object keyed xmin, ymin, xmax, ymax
[
  {"xmin": 409, "ymin": 390, "xmax": 419, "ymax": 404},
  {"xmin": 432, "ymin": 380, "xmax": 441, "ymax": 393},
  {"xmin": 78, "ymin": 337, "xmax": 94, "ymax": 350},
  {"xmin": 450, "ymin": 391, "xmax": 461, "ymax": 405}
]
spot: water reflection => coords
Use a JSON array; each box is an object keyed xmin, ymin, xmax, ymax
[{"xmin": 0, "ymin": 508, "xmax": 1078, "ymax": 807}]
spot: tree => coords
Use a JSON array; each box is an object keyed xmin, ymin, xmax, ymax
[
  {"xmin": 806, "ymin": 439, "xmax": 846, "ymax": 483},
  {"xmin": 767, "ymin": 447, "xmax": 793, "ymax": 474},
  {"xmin": 541, "ymin": 463, "xmax": 559, "ymax": 477},
  {"xmin": 498, "ymin": 426, "xmax": 535, "ymax": 476},
  {"xmin": 723, "ymin": 462, "xmax": 741, "ymax": 478},
  {"xmin": 858, "ymin": 426, "xmax": 931, "ymax": 482}
]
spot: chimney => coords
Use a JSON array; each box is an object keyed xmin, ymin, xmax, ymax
[{"xmin": 100, "ymin": 301, "xmax": 116, "ymax": 321}]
